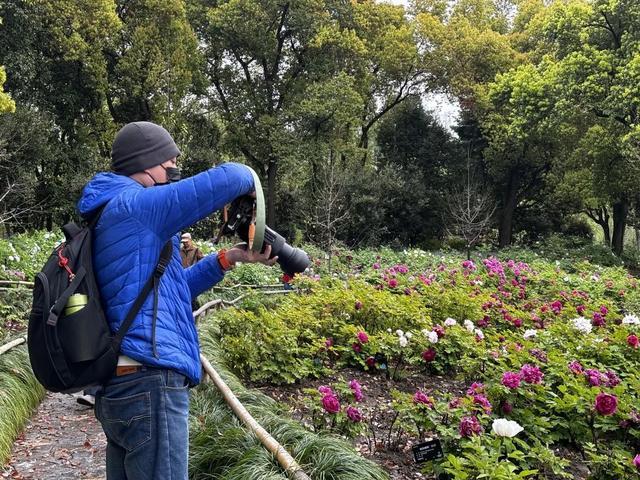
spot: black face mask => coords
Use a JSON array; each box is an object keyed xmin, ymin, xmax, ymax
[{"xmin": 149, "ymin": 166, "xmax": 182, "ymax": 186}]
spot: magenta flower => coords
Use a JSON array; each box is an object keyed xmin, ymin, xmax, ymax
[
  {"xmin": 433, "ymin": 325, "xmax": 446, "ymax": 338},
  {"xmin": 585, "ymin": 369, "xmax": 605, "ymax": 387},
  {"xmin": 600, "ymin": 305, "xmax": 608, "ymax": 315},
  {"xmin": 349, "ymin": 379, "xmax": 363, "ymax": 402},
  {"xmin": 502, "ymin": 371, "xmax": 522, "ymax": 389},
  {"xmin": 413, "ymin": 390, "xmax": 434, "ymax": 406},
  {"xmin": 634, "ymin": 454, "xmax": 640, "ymax": 470},
  {"xmin": 372, "ymin": 262, "xmax": 381, "ymax": 270},
  {"xmin": 388, "ymin": 278, "xmax": 398, "ymax": 288},
  {"xmin": 594, "ymin": 392, "xmax": 618, "ymax": 416},
  {"xmin": 466, "ymin": 382, "xmax": 485, "ymax": 395},
  {"xmin": 318, "ymin": 385, "xmax": 333, "ymax": 396},
  {"xmin": 576, "ymin": 304, "xmax": 586, "ymax": 315},
  {"xmin": 459, "ymin": 416, "xmax": 483, "ymax": 437},
  {"xmin": 604, "ymin": 371, "xmax": 621, "ymax": 388},
  {"xmin": 592, "ymin": 312, "xmax": 606, "ymax": 327},
  {"xmin": 551, "ymin": 300, "xmax": 563, "ymax": 314},
  {"xmin": 356, "ymin": 331, "xmax": 369, "ymax": 344},
  {"xmin": 472, "ymin": 394, "xmax": 492, "ymax": 413},
  {"xmin": 352, "ymin": 342, "xmax": 362, "ymax": 353},
  {"xmin": 355, "ymin": 300, "xmax": 363, "ymax": 310},
  {"xmin": 422, "ymin": 348, "xmax": 436, "ymax": 363},
  {"xmin": 520, "ymin": 364, "xmax": 544, "ymax": 384},
  {"xmin": 569, "ymin": 361, "xmax": 584, "ymax": 375},
  {"xmin": 628, "ymin": 334, "xmax": 639, "ymax": 349},
  {"xmin": 501, "ymin": 401, "xmax": 513, "ymax": 415},
  {"xmin": 322, "ymin": 394, "xmax": 341, "ymax": 414},
  {"xmin": 346, "ymin": 406, "xmax": 362, "ymax": 422},
  {"xmin": 324, "ymin": 337, "xmax": 334, "ymax": 348}
]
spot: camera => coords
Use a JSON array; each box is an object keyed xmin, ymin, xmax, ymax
[{"xmin": 217, "ymin": 195, "xmax": 310, "ymax": 275}]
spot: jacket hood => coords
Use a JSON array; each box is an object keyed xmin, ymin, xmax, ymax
[{"xmin": 77, "ymin": 172, "xmax": 141, "ymax": 217}]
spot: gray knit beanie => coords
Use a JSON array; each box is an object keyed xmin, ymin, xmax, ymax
[{"xmin": 111, "ymin": 121, "xmax": 181, "ymax": 175}]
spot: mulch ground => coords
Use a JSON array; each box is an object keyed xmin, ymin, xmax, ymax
[{"xmin": 1, "ymin": 393, "xmax": 106, "ymax": 480}]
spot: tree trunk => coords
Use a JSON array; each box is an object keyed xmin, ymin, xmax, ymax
[
  {"xmin": 611, "ymin": 200, "xmax": 628, "ymax": 256},
  {"xmin": 267, "ymin": 159, "xmax": 277, "ymax": 227},
  {"xmin": 498, "ymin": 172, "xmax": 518, "ymax": 248}
]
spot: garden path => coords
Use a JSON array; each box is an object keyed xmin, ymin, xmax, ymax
[{"xmin": 2, "ymin": 393, "xmax": 105, "ymax": 479}]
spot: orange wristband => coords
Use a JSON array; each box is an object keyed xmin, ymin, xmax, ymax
[{"xmin": 217, "ymin": 249, "xmax": 235, "ymax": 271}]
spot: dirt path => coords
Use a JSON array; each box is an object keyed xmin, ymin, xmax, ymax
[{"xmin": 1, "ymin": 393, "xmax": 106, "ymax": 480}]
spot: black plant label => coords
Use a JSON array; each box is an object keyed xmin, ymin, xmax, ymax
[{"xmin": 412, "ymin": 438, "xmax": 444, "ymax": 463}]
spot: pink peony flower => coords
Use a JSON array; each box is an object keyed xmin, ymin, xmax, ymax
[
  {"xmin": 413, "ymin": 391, "xmax": 434, "ymax": 406},
  {"xmin": 422, "ymin": 348, "xmax": 437, "ymax": 363},
  {"xmin": 472, "ymin": 394, "xmax": 492, "ymax": 413},
  {"xmin": 372, "ymin": 262, "xmax": 381, "ymax": 270},
  {"xmin": 346, "ymin": 406, "xmax": 362, "ymax": 422},
  {"xmin": 322, "ymin": 394, "xmax": 341, "ymax": 414},
  {"xmin": 502, "ymin": 371, "xmax": 522, "ymax": 389},
  {"xmin": 600, "ymin": 305, "xmax": 608, "ymax": 316},
  {"xmin": 325, "ymin": 337, "xmax": 334, "ymax": 348},
  {"xmin": 551, "ymin": 300, "xmax": 563, "ymax": 314},
  {"xmin": 569, "ymin": 361, "xmax": 584, "ymax": 375},
  {"xmin": 459, "ymin": 416, "xmax": 483, "ymax": 437},
  {"xmin": 501, "ymin": 401, "xmax": 513, "ymax": 415},
  {"xmin": 352, "ymin": 342, "xmax": 362, "ymax": 353},
  {"xmin": 634, "ymin": 454, "xmax": 640, "ymax": 470},
  {"xmin": 513, "ymin": 318, "xmax": 523, "ymax": 328},
  {"xmin": 318, "ymin": 385, "xmax": 333, "ymax": 396},
  {"xmin": 349, "ymin": 379, "xmax": 363, "ymax": 402},
  {"xmin": 433, "ymin": 325, "xmax": 446, "ymax": 338},
  {"xmin": 355, "ymin": 300, "xmax": 363, "ymax": 310},
  {"xmin": 466, "ymin": 382, "xmax": 485, "ymax": 395},
  {"xmin": 594, "ymin": 392, "xmax": 618, "ymax": 416},
  {"xmin": 388, "ymin": 278, "xmax": 398, "ymax": 288},
  {"xmin": 604, "ymin": 371, "xmax": 621, "ymax": 388},
  {"xmin": 628, "ymin": 334, "xmax": 639, "ymax": 349},
  {"xmin": 520, "ymin": 364, "xmax": 544, "ymax": 384},
  {"xmin": 585, "ymin": 369, "xmax": 606, "ymax": 387},
  {"xmin": 576, "ymin": 304, "xmax": 586, "ymax": 315},
  {"xmin": 356, "ymin": 331, "xmax": 369, "ymax": 344},
  {"xmin": 592, "ymin": 312, "xmax": 606, "ymax": 327}
]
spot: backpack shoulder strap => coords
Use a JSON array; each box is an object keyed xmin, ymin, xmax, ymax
[{"xmin": 112, "ymin": 240, "xmax": 173, "ymax": 350}]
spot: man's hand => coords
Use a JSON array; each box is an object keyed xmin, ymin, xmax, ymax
[{"xmin": 225, "ymin": 242, "xmax": 278, "ymax": 267}]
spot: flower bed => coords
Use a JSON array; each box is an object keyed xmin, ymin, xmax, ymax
[{"xmin": 215, "ymin": 254, "xmax": 640, "ymax": 479}]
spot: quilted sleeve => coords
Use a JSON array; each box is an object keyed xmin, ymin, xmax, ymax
[
  {"xmin": 183, "ymin": 253, "xmax": 225, "ymax": 298},
  {"xmin": 127, "ymin": 162, "xmax": 255, "ymax": 240}
]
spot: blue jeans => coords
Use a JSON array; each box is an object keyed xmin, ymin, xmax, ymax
[{"xmin": 94, "ymin": 368, "xmax": 190, "ymax": 480}]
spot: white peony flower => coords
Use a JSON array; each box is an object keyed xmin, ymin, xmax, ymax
[
  {"xmin": 398, "ymin": 335, "xmax": 408, "ymax": 348},
  {"xmin": 571, "ymin": 317, "xmax": 593, "ymax": 334},
  {"xmin": 590, "ymin": 275, "xmax": 599, "ymax": 282},
  {"xmin": 563, "ymin": 276, "xmax": 570, "ymax": 282},
  {"xmin": 444, "ymin": 318, "xmax": 457, "ymax": 327},
  {"xmin": 492, "ymin": 419, "xmax": 524, "ymax": 438},
  {"xmin": 405, "ymin": 331, "xmax": 413, "ymax": 339},
  {"xmin": 622, "ymin": 314, "xmax": 640, "ymax": 325},
  {"xmin": 387, "ymin": 328, "xmax": 392, "ymax": 333},
  {"xmin": 395, "ymin": 329, "xmax": 404, "ymax": 337},
  {"xmin": 425, "ymin": 331, "xmax": 439, "ymax": 344},
  {"xmin": 474, "ymin": 329, "xmax": 484, "ymax": 340},
  {"xmin": 8, "ymin": 255, "xmax": 14, "ymax": 261},
  {"xmin": 523, "ymin": 329, "xmax": 537, "ymax": 339},
  {"xmin": 464, "ymin": 319, "xmax": 475, "ymax": 332}
]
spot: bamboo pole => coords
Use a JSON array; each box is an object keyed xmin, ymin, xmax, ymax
[
  {"xmin": 0, "ymin": 280, "xmax": 33, "ymax": 288},
  {"xmin": 0, "ymin": 337, "xmax": 26, "ymax": 355},
  {"xmin": 199, "ymin": 354, "xmax": 311, "ymax": 480}
]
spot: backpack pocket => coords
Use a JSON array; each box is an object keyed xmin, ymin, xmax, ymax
[{"xmin": 58, "ymin": 296, "xmax": 112, "ymax": 363}]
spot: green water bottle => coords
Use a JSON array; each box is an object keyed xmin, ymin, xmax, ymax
[{"xmin": 64, "ymin": 293, "xmax": 88, "ymax": 316}]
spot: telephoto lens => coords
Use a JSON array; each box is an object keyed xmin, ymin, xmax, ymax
[{"xmin": 263, "ymin": 226, "xmax": 310, "ymax": 275}]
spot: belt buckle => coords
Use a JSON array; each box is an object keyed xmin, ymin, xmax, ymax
[{"xmin": 116, "ymin": 365, "xmax": 140, "ymax": 376}]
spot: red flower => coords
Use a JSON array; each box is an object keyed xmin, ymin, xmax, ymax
[
  {"xmin": 421, "ymin": 348, "xmax": 436, "ymax": 362},
  {"xmin": 322, "ymin": 394, "xmax": 341, "ymax": 414},
  {"xmin": 628, "ymin": 334, "xmax": 639, "ymax": 349},
  {"xmin": 594, "ymin": 392, "xmax": 618, "ymax": 416}
]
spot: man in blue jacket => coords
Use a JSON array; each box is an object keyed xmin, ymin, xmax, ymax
[{"xmin": 78, "ymin": 121, "xmax": 276, "ymax": 480}]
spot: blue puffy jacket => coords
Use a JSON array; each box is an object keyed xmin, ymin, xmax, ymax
[{"xmin": 77, "ymin": 162, "xmax": 254, "ymax": 384}]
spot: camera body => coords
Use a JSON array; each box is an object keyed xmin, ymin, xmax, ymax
[{"xmin": 219, "ymin": 195, "xmax": 310, "ymax": 275}]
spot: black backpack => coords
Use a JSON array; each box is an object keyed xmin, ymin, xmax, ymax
[{"xmin": 28, "ymin": 207, "xmax": 172, "ymax": 393}]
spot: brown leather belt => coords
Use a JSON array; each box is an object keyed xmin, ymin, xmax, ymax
[{"xmin": 115, "ymin": 365, "xmax": 143, "ymax": 376}]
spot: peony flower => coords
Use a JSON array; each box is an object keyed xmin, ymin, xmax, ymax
[
  {"xmin": 318, "ymin": 385, "xmax": 333, "ymax": 396},
  {"xmin": 475, "ymin": 329, "xmax": 485, "ymax": 340},
  {"xmin": 592, "ymin": 312, "xmax": 606, "ymax": 327},
  {"xmin": 604, "ymin": 371, "xmax": 621, "ymax": 388},
  {"xmin": 520, "ymin": 364, "xmax": 544, "ymax": 384},
  {"xmin": 622, "ymin": 314, "xmax": 640, "ymax": 325},
  {"xmin": 473, "ymin": 394, "xmax": 492, "ymax": 413},
  {"xmin": 501, "ymin": 401, "xmax": 513, "ymax": 415},
  {"xmin": 413, "ymin": 391, "xmax": 434, "ymax": 406},
  {"xmin": 572, "ymin": 317, "xmax": 593, "ymax": 334},
  {"xmin": 594, "ymin": 392, "xmax": 618, "ymax": 416},
  {"xmin": 585, "ymin": 369, "xmax": 605, "ymax": 387},
  {"xmin": 523, "ymin": 329, "xmax": 537, "ymax": 340},
  {"xmin": 388, "ymin": 278, "xmax": 398, "ymax": 288},
  {"xmin": 459, "ymin": 416, "xmax": 483, "ymax": 437},
  {"xmin": 600, "ymin": 305, "xmax": 608, "ymax": 316},
  {"xmin": 372, "ymin": 262, "xmax": 381, "ymax": 270},
  {"xmin": 352, "ymin": 342, "xmax": 362, "ymax": 353},
  {"xmin": 349, "ymin": 380, "xmax": 363, "ymax": 402},
  {"xmin": 365, "ymin": 356, "xmax": 376, "ymax": 368},
  {"xmin": 325, "ymin": 337, "xmax": 334, "ymax": 348},
  {"xmin": 628, "ymin": 334, "xmax": 639, "ymax": 349},
  {"xmin": 464, "ymin": 319, "xmax": 475, "ymax": 332},
  {"xmin": 634, "ymin": 454, "xmax": 640, "ymax": 471},
  {"xmin": 502, "ymin": 371, "xmax": 522, "ymax": 389},
  {"xmin": 356, "ymin": 331, "xmax": 369, "ymax": 343},
  {"xmin": 322, "ymin": 394, "xmax": 341, "ymax": 414},
  {"xmin": 422, "ymin": 348, "xmax": 436, "ymax": 362},
  {"xmin": 569, "ymin": 360, "xmax": 584, "ymax": 375},
  {"xmin": 424, "ymin": 330, "xmax": 439, "ymax": 344},
  {"xmin": 444, "ymin": 317, "xmax": 457, "ymax": 327},
  {"xmin": 492, "ymin": 418, "xmax": 524, "ymax": 437},
  {"xmin": 466, "ymin": 382, "xmax": 485, "ymax": 395},
  {"xmin": 405, "ymin": 331, "xmax": 413, "ymax": 339},
  {"xmin": 398, "ymin": 335, "xmax": 408, "ymax": 348},
  {"xmin": 576, "ymin": 304, "xmax": 586, "ymax": 315},
  {"xmin": 355, "ymin": 300, "xmax": 363, "ymax": 310},
  {"xmin": 395, "ymin": 329, "xmax": 404, "ymax": 337},
  {"xmin": 346, "ymin": 406, "xmax": 362, "ymax": 422}
]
